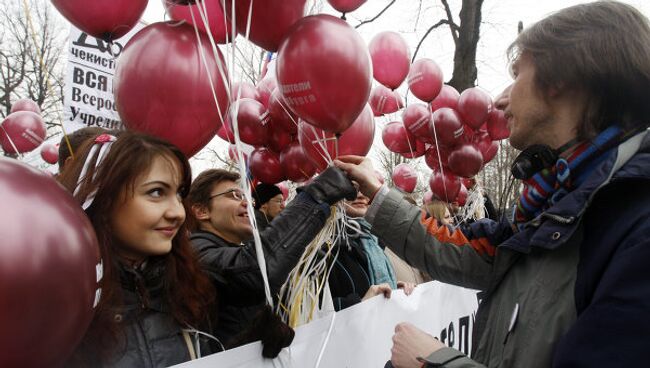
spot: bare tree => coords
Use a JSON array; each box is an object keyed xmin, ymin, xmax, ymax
[{"xmin": 0, "ymin": 0, "xmax": 67, "ymax": 135}]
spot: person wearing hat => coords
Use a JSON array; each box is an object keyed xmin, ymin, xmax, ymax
[{"xmin": 252, "ymin": 183, "xmax": 285, "ymax": 231}]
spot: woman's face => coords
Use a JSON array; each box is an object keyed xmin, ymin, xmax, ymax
[{"xmin": 110, "ymin": 155, "xmax": 186, "ymax": 263}]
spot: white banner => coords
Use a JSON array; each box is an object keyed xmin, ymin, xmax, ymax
[
  {"xmin": 62, "ymin": 24, "xmax": 144, "ymax": 134},
  {"xmin": 173, "ymin": 281, "xmax": 479, "ymax": 368}
]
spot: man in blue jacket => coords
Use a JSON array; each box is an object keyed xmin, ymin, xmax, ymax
[{"xmin": 336, "ymin": 1, "xmax": 650, "ymax": 367}]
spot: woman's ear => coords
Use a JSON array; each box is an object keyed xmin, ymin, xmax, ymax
[{"xmin": 191, "ymin": 204, "xmax": 211, "ymax": 221}]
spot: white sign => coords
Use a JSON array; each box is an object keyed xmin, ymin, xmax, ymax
[
  {"xmin": 62, "ymin": 24, "xmax": 143, "ymax": 133},
  {"xmin": 173, "ymin": 281, "xmax": 479, "ymax": 368}
]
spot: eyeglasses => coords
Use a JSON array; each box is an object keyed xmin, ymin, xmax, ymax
[
  {"xmin": 269, "ymin": 198, "xmax": 285, "ymax": 205},
  {"xmin": 209, "ymin": 188, "xmax": 255, "ymax": 206}
]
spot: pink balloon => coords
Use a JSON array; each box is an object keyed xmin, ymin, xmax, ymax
[
  {"xmin": 423, "ymin": 190, "xmax": 434, "ymax": 204},
  {"xmin": 382, "ymin": 121, "xmax": 418, "ymax": 154},
  {"xmin": 0, "ymin": 111, "xmax": 46, "ymax": 154},
  {"xmin": 487, "ymin": 108, "xmax": 510, "ymax": 140},
  {"xmin": 369, "ymin": 85, "xmax": 403, "ymax": 115},
  {"xmin": 431, "ymin": 107, "xmax": 464, "ymax": 147},
  {"xmin": 52, "ymin": 0, "xmax": 147, "ymax": 41},
  {"xmin": 369, "ymin": 31, "xmax": 411, "ymax": 89},
  {"xmin": 249, "ymin": 147, "xmax": 285, "ymax": 184},
  {"xmin": 392, "ymin": 163, "xmax": 418, "ymax": 193},
  {"xmin": 0, "ymin": 158, "xmax": 100, "ymax": 367},
  {"xmin": 10, "ymin": 98, "xmax": 41, "ymax": 114},
  {"xmin": 407, "ymin": 58, "xmax": 443, "ymax": 102},
  {"xmin": 266, "ymin": 119, "xmax": 295, "ymax": 153},
  {"xmin": 223, "ymin": 0, "xmax": 307, "ymax": 51},
  {"xmin": 226, "ymin": 98, "xmax": 270, "ymax": 146},
  {"xmin": 327, "ymin": 0, "xmax": 367, "ymax": 13},
  {"xmin": 278, "ymin": 181, "xmax": 289, "ymax": 200},
  {"xmin": 399, "ymin": 139, "xmax": 426, "ymax": 159},
  {"xmin": 256, "ymin": 77, "xmax": 278, "ymax": 108},
  {"xmin": 458, "ymin": 87, "xmax": 493, "ymax": 130},
  {"xmin": 402, "ymin": 103, "xmax": 433, "ymax": 143},
  {"xmin": 277, "ymin": 14, "xmax": 372, "ymax": 133},
  {"xmin": 40, "ymin": 144, "xmax": 59, "ymax": 164},
  {"xmin": 430, "ymin": 84, "xmax": 460, "ymax": 112},
  {"xmin": 268, "ymin": 88, "xmax": 298, "ymax": 134},
  {"xmin": 298, "ymin": 104, "xmax": 375, "ymax": 171},
  {"xmin": 429, "ymin": 171, "xmax": 461, "ymax": 204},
  {"xmin": 231, "ymin": 81, "xmax": 259, "ymax": 101},
  {"xmin": 166, "ymin": 0, "xmax": 232, "ymax": 44},
  {"xmin": 448, "ymin": 144, "xmax": 484, "ymax": 178},
  {"xmin": 280, "ymin": 141, "xmax": 316, "ymax": 182},
  {"xmin": 424, "ymin": 144, "xmax": 450, "ymax": 171},
  {"xmin": 114, "ymin": 22, "xmax": 229, "ymax": 157}
]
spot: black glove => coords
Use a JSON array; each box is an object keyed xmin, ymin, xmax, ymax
[
  {"xmin": 227, "ymin": 305, "xmax": 295, "ymax": 359},
  {"xmin": 299, "ymin": 166, "xmax": 357, "ymax": 205}
]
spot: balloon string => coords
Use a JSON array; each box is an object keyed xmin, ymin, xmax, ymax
[
  {"xmin": 0, "ymin": 123, "xmax": 24, "ymax": 159},
  {"xmin": 21, "ymin": 0, "xmax": 72, "ymax": 162},
  {"xmin": 429, "ymin": 105, "xmax": 450, "ymax": 202}
]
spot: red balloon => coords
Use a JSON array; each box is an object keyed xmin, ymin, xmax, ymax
[
  {"xmin": 10, "ymin": 98, "xmax": 41, "ymax": 114},
  {"xmin": 429, "ymin": 171, "xmax": 461, "ymax": 203},
  {"xmin": 268, "ymin": 88, "xmax": 299, "ymax": 134},
  {"xmin": 458, "ymin": 87, "xmax": 493, "ymax": 130},
  {"xmin": 40, "ymin": 144, "xmax": 59, "ymax": 165},
  {"xmin": 478, "ymin": 139, "xmax": 499, "ymax": 163},
  {"xmin": 487, "ymin": 108, "xmax": 510, "ymax": 140},
  {"xmin": 256, "ymin": 77, "xmax": 278, "ymax": 109},
  {"xmin": 223, "ymin": 0, "xmax": 307, "ymax": 51},
  {"xmin": 369, "ymin": 31, "xmax": 410, "ymax": 89},
  {"xmin": 403, "ymin": 103, "xmax": 433, "ymax": 143},
  {"xmin": 392, "ymin": 163, "xmax": 418, "ymax": 193},
  {"xmin": 217, "ymin": 122, "xmax": 235, "ymax": 143},
  {"xmin": 51, "ymin": 0, "xmax": 147, "ymax": 41},
  {"xmin": 232, "ymin": 81, "xmax": 259, "ymax": 101},
  {"xmin": 430, "ymin": 84, "xmax": 460, "ymax": 112},
  {"xmin": 226, "ymin": 98, "xmax": 270, "ymax": 146},
  {"xmin": 382, "ymin": 121, "xmax": 419, "ymax": 154},
  {"xmin": 298, "ymin": 105, "xmax": 375, "ymax": 171},
  {"xmin": 424, "ymin": 144, "xmax": 450, "ymax": 171},
  {"xmin": 280, "ymin": 141, "xmax": 316, "ymax": 182},
  {"xmin": 448, "ymin": 144, "xmax": 484, "ymax": 178},
  {"xmin": 266, "ymin": 120, "xmax": 295, "ymax": 153},
  {"xmin": 369, "ymin": 84, "xmax": 404, "ymax": 115},
  {"xmin": 399, "ymin": 139, "xmax": 426, "ymax": 159},
  {"xmin": 249, "ymin": 147, "xmax": 285, "ymax": 184},
  {"xmin": 277, "ymin": 14, "xmax": 372, "ymax": 133},
  {"xmin": 327, "ymin": 0, "xmax": 367, "ymax": 13},
  {"xmin": 407, "ymin": 58, "xmax": 443, "ymax": 102},
  {"xmin": 456, "ymin": 183, "xmax": 468, "ymax": 206},
  {"xmin": 0, "ymin": 158, "xmax": 100, "ymax": 367},
  {"xmin": 431, "ymin": 107, "xmax": 464, "ymax": 147},
  {"xmin": 115, "ymin": 22, "xmax": 229, "ymax": 157},
  {"xmin": 462, "ymin": 177, "xmax": 476, "ymax": 190},
  {"xmin": 166, "ymin": 0, "xmax": 232, "ymax": 43},
  {"xmin": 0, "ymin": 111, "xmax": 46, "ymax": 154}
]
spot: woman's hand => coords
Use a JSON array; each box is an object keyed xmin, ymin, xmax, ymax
[
  {"xmin": 334, "ymin": 155, "xmax": 382, "ymax": 199},
  {"xmin": 362, "ymin": 283, "xmax": 393, "ymax": 301},
  {"xmin": 397, "ymin": 281, "xmax": 416, "ymax": 296}
]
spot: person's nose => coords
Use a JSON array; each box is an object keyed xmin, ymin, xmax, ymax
[{"xmin": 494, "ymin": 84, "xmax": 512, "ymax": 111}]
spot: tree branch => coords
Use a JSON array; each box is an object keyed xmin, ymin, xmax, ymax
[
  {"xmin": 440, "ymin": 0, "xmax": 459, "ymax": 45},
  {"xmin": 355, "ymin": 0, "xmax": 396, "ymax": 29},
  {"xmin": 411, "ymin": 19, "xmax": 453, "ymax": 63}
]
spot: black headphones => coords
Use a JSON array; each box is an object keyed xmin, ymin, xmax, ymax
[{"xmin": 510, "ymin": 138, "xmax": 579, "ymax": 180}]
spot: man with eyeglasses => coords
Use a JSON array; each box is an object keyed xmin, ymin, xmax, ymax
[
  {"xmin": 252, "ymin": 183, "xmax": 285, "ymax": 231},
  {"xmin": 185, "ymin": 167, "xmax": 356, "ymax": 355}
]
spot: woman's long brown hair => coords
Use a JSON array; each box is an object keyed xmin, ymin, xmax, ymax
[{"xmin": 59, "ymin": 131, "xmax": 216, "ymax": 365}]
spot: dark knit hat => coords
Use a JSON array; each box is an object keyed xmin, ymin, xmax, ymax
[{"xmin": 252, "ymin": 183, "xmax": 282, "ymax": 209}]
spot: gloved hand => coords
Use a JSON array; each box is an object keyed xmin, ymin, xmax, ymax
[
  {"xmin": 299, "ymin": 166, "xmax": 357, "ymax": 205},
  {"xmin": 228, "ymin": 305, "xmax": 294, "ymax": 359}
]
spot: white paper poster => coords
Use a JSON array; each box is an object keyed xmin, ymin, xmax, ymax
[{"xmin": 173, "ymin": 281, "xmax": 479, "ymax": 368}]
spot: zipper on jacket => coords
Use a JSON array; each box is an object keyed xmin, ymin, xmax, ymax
[{"xmin": 541, "ymin": 213, "xmax": 575, "ymax": 224}]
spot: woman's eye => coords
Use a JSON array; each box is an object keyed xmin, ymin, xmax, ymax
[{"xmin": 148, "ymin": 188, "xmax": 164, "ymax": 198}]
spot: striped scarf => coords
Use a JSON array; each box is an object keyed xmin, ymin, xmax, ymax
[{"xmin": 514, "ymin": 125, "xmax": 625, "ymax": 229}]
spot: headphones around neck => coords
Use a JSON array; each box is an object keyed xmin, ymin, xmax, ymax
[{"xmin": 510, "ymin": 138, "xmax": 579, "ymax": 180}]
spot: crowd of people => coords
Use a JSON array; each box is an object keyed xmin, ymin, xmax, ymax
[{"xmin": 48, "ymin": 1, "xmax": 650, "ymax": 367}]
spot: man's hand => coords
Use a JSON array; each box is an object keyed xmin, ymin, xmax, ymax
[
  {"xmin": 362, "ymin": 283, "xmax": 393, "ymax": 301},
  {"xmin": 397, "ymin": 281, "xmax": 416, "ymax": 296},
  {"xmin": 391, "ymin": 322, "xmax": 445, "ymax": 368},
  {"xmin": 333, "ymin": 155, "xmax": 382, "ymax": 199}
]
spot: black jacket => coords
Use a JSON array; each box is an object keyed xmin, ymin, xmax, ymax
[{"xmin": 190, "ymin": 192, "xmax": 331, "ymax": 346}]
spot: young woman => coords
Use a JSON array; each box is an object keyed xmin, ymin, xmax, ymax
[{"xmin": 59, "ymin": 131, "xmax": 216, "ymax": 367}]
